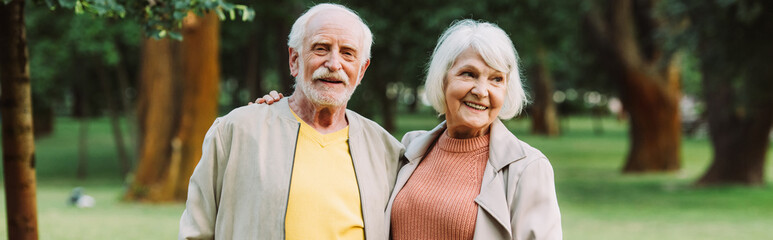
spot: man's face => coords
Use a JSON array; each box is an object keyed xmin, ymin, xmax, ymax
[{"xmin": 290, "ymin": 10, "xmax": 370, "ymax": 107}]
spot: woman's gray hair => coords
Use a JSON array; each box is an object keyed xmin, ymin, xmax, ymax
[
  {"xmin": 424, "ymin": 19, "xmax": 527, "ymax": 119},
  {"xmin": 287, "ymin": 3, "xmax": 373, "ymax": 65}
]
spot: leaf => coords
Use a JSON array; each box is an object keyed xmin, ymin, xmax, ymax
[
  {"xmin": 74, "ymin": 0, "xmax": 83, "ymax": 14},
  {"xmin": 216, "ymin": 8, "xmax": 225, "ymax": 20},
  {"xmin": 168, "ymin": 31, "xmax": 183, "ymax": 41}
]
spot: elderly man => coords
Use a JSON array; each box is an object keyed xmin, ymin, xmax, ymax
[{"xmin": 178, "ymin": 3, "xmax": 403, "ymax": 240}]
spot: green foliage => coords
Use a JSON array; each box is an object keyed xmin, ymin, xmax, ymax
[
  {"xmin": 38, "ymin": 0, "xmax": 255, "ymax": 40},
  {"xmin": 661, "ymin": 0, "xmax": 773, "ymax": 110},
  {"xmin": 26, "ymin": 5, "xmax": 142, "ymax": 116}
]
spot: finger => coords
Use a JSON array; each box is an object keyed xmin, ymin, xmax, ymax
[
  {"xmin": 269, "ymin": 91, "xmax": 280, "ymax": 100},
  {"xmin": 278, "ymin": 93, "xmax": 284, "ymax": 98},
  {"xmin": 248, "ymin": 101, "xmax": 253, "ymax": 105},
  {"xmin": 263, "ymin": 94, "xmax": 274, "ymax": 104}
]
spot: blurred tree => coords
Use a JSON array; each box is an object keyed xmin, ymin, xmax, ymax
[
  {"xmin": 27, "ymin": 10, "xmax": 141, "ymax": 179},
  {"xmin": 1, "ymin": 1, "xmax": 252, "ymax": 237},
  {"xmin": 0, "ymin": 1, "xmax": 39, "ymax": 239},
  {"xmin": 129, "ymin": 12, "xmax": 221, "ymax": 202},
  {"xmin": 482, "ymin": 0, "xmax": 585, "ymax": 136},
  {"xmin": 664, "ymin": 0, "xmax": 773, "ymax": 185},
  {"xmin": 585, "ymin": 0, "xmax": 681, "ymax": 173}
]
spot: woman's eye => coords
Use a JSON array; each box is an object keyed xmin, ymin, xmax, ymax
[
  {"xmin": 492, "ymin": 77, "xmax": 504, "ymax": 83},
  {"xmin": 461, "ymin": 72, "xmax": 473, "ymax": 77}
]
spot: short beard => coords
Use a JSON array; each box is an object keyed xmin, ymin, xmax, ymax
[{"xmin": 294, "ymin": 60, "xmax": 359, "ymax": 107}]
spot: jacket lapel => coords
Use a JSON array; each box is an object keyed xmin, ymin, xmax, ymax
[
  {"xmin": 384, "ymin": 122, "xmax": 445, "ymax": 235},
  {"xmin": 474, "ymin": 119, "xmax": 526, "ymax": 238}
]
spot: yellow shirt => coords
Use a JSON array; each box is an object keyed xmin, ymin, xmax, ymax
[{"xmin": 285, "ymin": 111, "xmax": 364, "ymax": 240}]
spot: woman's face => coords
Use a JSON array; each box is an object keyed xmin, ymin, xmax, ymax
[{"xmin": 443, "ymin": 47, "xmax": 507, "ymax": 138}]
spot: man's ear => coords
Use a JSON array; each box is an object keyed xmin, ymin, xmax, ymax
[
  {"xmin": 356, "ymin": 59, "xmax": 371, "ymax": 85},
  {"xmin": 289, "ymin": 47, "xmax": 300, "ymax": 77}
]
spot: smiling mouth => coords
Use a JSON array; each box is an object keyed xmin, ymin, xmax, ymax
[
  {"xmin": 464, "ymin": 102, "xmax": 488, "ymax": 110},
  {"xmin": 317, "ymin": 78, "xmax": 344, "ymax": 84}
]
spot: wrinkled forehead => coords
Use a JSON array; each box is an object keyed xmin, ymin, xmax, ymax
[{"xmin": 304, "ymin": 10, "xmax": 365, "ymax": 46}]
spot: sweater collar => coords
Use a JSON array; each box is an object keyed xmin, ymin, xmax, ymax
[{"xmin": 404, "ymin": 119, "xmax": 526, "ymax": 171}]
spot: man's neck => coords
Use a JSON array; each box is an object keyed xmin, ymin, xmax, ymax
[{"xmin": 288, "ymin": 93, "xmax": 349, "ymax": 134}]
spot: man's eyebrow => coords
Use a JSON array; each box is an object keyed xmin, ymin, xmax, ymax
[
  {"xmin": 340, "ymin": 43, "xmax": 358, "ymax": 51},
  {"xmin": 311, "ymin": 39, "xmax": 331, "ymax": 46}
]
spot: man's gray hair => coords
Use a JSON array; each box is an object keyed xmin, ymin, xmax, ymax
[
  {"xmin": 287, "ymin": 3, "xmax": 373, "ymax": 64},
  {"xmin": 424, "ymin": 19, "xmax": 528, "ymax": 120}
]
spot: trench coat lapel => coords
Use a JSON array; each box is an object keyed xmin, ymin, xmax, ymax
[
  {"xmin": 474, "ymin": 119, "xmax": 526, "ymax": 238},
  {"xmin": 384, "ymin": 122, "xmax": 445, "ymax": 235}
]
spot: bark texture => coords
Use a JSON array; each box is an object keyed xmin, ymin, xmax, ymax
[
  {"xmin": 697, "ymin": 72, "xmax": 772, "ymax": 185},
  {"xmin": 0, "ymin": 0, "xmax": 39, "ymax": 238},
  {"xmin": 173, "ymin": 12, "xmax": 220, "ymax": 199},
  {"xmin": 128, "ymin": 12, "xmax": 220, "ymax": 201},
  {"xmin": 692, "ymin": 1, "xmax": 773, "ymax": 185},
  {"xmin": 586, "ymin": 0, "xmax": 681, "ymax": 172},
  {"xmin": 528, "ymin": 45, "xmax": 560, "ymax": 136}
]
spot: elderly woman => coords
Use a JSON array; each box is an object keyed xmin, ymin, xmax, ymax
[
  {"xmin": 385, "ymin": 20, "xmax": 561, "ymax": 240},
  {"xmin": 254, "ymin": 19, "xmax": 561, "ymax": 240}
]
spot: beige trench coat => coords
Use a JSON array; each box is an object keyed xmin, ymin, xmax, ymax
[
  {"xmin": 179, "ymin": 99, "xmax": 404, "ymax": 240},
  {"xmin": 385, "ymin": 119, "xmax": 562, "ymax": 240}
]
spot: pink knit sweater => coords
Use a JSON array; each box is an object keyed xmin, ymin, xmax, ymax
[{"xmin": 391, "ymin": 131, "xmax": 490, "ymax": 240}]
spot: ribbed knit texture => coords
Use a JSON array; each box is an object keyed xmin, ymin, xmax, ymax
[{"xmin": 391, "ymin": 131, "xmax": 490, "ymax": 240}]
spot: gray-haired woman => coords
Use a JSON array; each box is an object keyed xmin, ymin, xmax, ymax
[{"xmin": 385, "ymin": 19, "xmax": 561, "ymax": 240}]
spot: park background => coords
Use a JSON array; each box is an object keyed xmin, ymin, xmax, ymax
[{"xmin": 1, "ymin": 0, "xmax": 772, "ymax": 239}]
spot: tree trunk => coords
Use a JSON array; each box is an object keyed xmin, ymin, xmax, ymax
[
  {"xmin": 376, "ymin": 77, "xmax": 396, "ymax": 133},
  {"xmin": 244, "ymin": 33, "xmax": 263, "ymax": 101},
  {"xmin": 77, "ymin": 118, "xmax": 88, "ymax": 179},
  {"xmin": 407, "ymin": 86, "xmax": 419, "ymax": 113},
  {"xmin": 99, "ymin": 67, "xmax": 131, "ymax": 177},
  {"xmin": 128, "ymin": 36, "xmax": 180, "ymax": 201},
  {"xmin": 275, "ymin": 20, "xmax": 294, "ymax": 93},
  {"xmin": 691, "ymin": 1, "xmax": 773, "ymax": 186},
  {"xmin": 172, "ymin": 12, "xmax": 220, "ymax": 200},
  {"xmin": 31, "ymin": 96, "xmax": 54, "ymax": 138},
  {"xmin": 620, "ymin": 64, "xmax": 681, "ymax": 172},
  {"xmin": 586, "ymin": 0, "xmax": 681, "ymax": 172},
  {"xmin": 0, "ymin": 0, "xmax": 39, "ymax": 238},
  {"xmin": 114, "ymin": 42, "xmax": 138, "ymax": 161},
  {"xmin": 697, "ymin": 74, "xmax": 772, "ymax": 185},
  {"xmin": 528, "ymin": 45, "xmax": 560, "ymax": 136},
  {"xmin": 128, "ymin": 12, "xmax": 220, "ymax": 202},
  {"xmin": 694, "ymin": 34, "xmax": 773, "ymax": 185}
]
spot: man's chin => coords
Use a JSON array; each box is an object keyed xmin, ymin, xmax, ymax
[{"xmin": 305, "ymin": 92, "xmax": 348, "ymax": 107}]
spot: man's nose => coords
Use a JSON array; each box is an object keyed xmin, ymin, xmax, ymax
[{"xmin": 324, "ymin": 52, "xmax": 343, "ymax": 72}]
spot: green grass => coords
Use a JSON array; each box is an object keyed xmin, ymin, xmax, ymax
[{"xmin": 2, "ymin": 114, "xmax": 773, "ymax": 239}]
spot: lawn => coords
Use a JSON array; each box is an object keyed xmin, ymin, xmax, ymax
[{"xmin": 1, "ymin": 114, "xmax": 772, "ymax": 239}]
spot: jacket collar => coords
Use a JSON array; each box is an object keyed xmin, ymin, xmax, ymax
[
  {"xmin": 403, "ymin": 118, "xmax": 526, "ymax": 170},
  {"xmin": 403, "ymin": 121, "xmax": 446, "ymax": 162},
  {"xmin": 271, "ymin": 97, "xmax": 361, "ymax": 136},
  {"xmin": 488, "ymin": 118, "xmax": 527, "ymax": 170}
]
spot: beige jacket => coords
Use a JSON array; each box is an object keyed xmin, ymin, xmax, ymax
[
  {"xmin": 385, "ymin": 119, "xmax": 562, "ymax": 240},
  {"xmin": 179, "ymin": 99, "xmax": 404, "ymax": 240}
]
